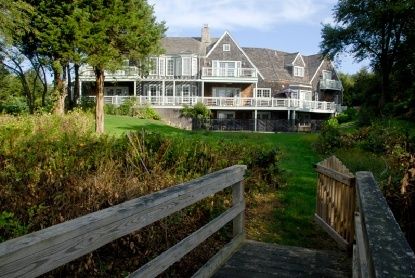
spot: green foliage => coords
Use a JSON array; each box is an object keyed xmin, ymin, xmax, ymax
[
  {"xmin": 314, "ymin": 122, "xmax": 341, "ymax": 154},
  {"xmin": 336, "ymin": 107, "xmax": 357, "ymax": 124},
  {"xmin": 79, "ymin": 97, "xmax": 95, "ymax": 113},
  {"xmin": 0, "ymin": 211, "xmax": 27, "ymax": 242},
  {"xmin": 0, "ymin": 96, "xmax": 29, "ymax": 115},
  {"xmin": 117, "ymin": 98, "xmax": 137, "ymax": 116},
  {"xmin": 180, "ymin": 102, "xmax": 212, "ymax": 120},
  {"xmin": 104, "ymin": 101, "xmax": 160, "ymax": 120}
]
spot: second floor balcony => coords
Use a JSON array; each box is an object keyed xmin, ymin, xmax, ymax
[
  {"xmin": 320, "ymin": 79, "xmax": 342, "ymax": 91},
  {"xmin": 202, "ymin": 67, "xmax": 257, "ymax": 80}
]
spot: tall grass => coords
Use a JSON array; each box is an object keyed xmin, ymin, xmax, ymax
[{"xmin": 0, "ymin": 111, "xmax": 283, "ymax": 276}]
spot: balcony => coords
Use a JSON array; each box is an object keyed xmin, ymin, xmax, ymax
[
  {"xmin": 79, "ymin": 66, "xmax": 139, "ymax": 80},
  {"xmin": 87, "ymin": 95, "xmax": 336, "ymax": 113},
  {"xmin": 201, "ymin": 67, "xmax": 257, "ymax": 81},
  {"xmin": 320, "ymin": 79, "xmax": 342, "ymax": 91}
]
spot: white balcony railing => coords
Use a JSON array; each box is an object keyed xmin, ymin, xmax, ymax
[
  {"xmin": 79, "ymin": 66, "xmax": 140, "ymax": 78},
  {"xmin": 202, "ymin": 67, "xmax": 257, "ymax": 78},
  {"xmin": 87, "ymin": 96, "xmax": 337, "ymax": 112},
  {"xmin": 320, "ymin": 79, "xmax": 342, "ymax": 91}
]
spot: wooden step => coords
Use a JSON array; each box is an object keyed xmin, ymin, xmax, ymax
[{"xmin": 213, "ymin": 240, "xmax": 351, "ymax": 278}]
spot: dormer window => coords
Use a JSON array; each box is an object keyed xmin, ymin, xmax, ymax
[
  {"xmin": 322, "ymin": 70, "xmax": 332, "ymax": 80},
  {"xmin": 294, "ymin": 66, "xmax": 304, "ymax": 77},
  {"xmin": 223, "ymin": 44, "xmax": 230, "ymax": 52}
]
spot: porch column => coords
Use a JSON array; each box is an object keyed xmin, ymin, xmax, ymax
[
  {"xmin": 79, "ymin": 80, "xmax": 82, "ymax": 100},
  {"xmin": 254, "ymin": 109, "xmax": 257, "ymax": 132},
  {"xmin": 133, "ymin": 80, "xmax": 137, "ymax": 97},
  {"xmin": 173, "ymin": 80, "xmax": 176, "ymax": 105},
  {"xmin": 162, "ymin": 80, "xmax": 165, "ymax": 105},
  {"xmin": 287, "ymin": 110, "xmax": 290, "ymax": 120}
]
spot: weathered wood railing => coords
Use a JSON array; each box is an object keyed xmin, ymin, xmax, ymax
[
  {"xmin": 315, "ymin": 156, "xmax": 356, "ymax": 249},
  {"xmin": 353, "ymin": 172, "xmax": 415, "ymax": 277},
  {"xmin": 0, "ymin": 165, "xmax": 247, "ymax": 278}
]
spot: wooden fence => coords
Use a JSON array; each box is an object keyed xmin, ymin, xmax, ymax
[
  {"xmin": 353, "ymin": 172, "xmax": 415, "ymax": 277},
  {"xmin": 315, "ymin": 156, "xmax": 356, "ymax": 249},
  {"xmin": 0, "ymin": 165, "xmax": 247, "ymax": 278}
]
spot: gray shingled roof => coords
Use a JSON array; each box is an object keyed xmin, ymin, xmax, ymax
[
  {"xmin": 243, "ymin": 47, "xmax": 323, "ymax": 83},
  {"xmin": 161, "ymin": 37, "xmax": 218, "ymax": 56}
]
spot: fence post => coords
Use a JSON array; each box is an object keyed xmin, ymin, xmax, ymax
[{"xmin": 232, "ymin": 181, "xmax": 244, "ymax": 237}]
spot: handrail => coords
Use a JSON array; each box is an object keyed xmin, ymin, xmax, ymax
[
  {"xmin": 85, "ymin": 95, "xmax": 336, "ymax": 112},
  {"xmin": 0, "ymin": 165, "xmax": 247, "ymax": 278},
  {"xmin": 354, "ymin": 172, "xmax": 415, "ymax": 277}
]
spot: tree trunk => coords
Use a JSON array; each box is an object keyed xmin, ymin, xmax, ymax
[
  {"xmin": 95, "ymin": 68, "xmax": 105, "ymax": 134},
  {"xmin": 67, "ymin": 64, "xmax": 73, "ymax": 109},
  {"xmin": 74, "ymin": 63, "xmax": 80, "ymax": 106},
  {"xmin": 52, "ymin": 61, "xmax": 66, "ymax": 115}
]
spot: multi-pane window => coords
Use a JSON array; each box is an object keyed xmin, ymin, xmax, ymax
[
  {"xmin": 213, "ymin": 87, "xmax": 240, "ymax": 97},
  {"xmin": 182, "ymin": 57, "xmax": 191, "ymax": 76},
  {"xmin": 159, "ymin": 58, "xmax": 165, "ymax": 76},
  {"xmin": 223, "ymin": 44, "xmax": 230, "ymax": 51},
  {"xmin": 149, "ymin": 57, "xmax": 158, "ymax": 75},
  {"xmin": 293, "ymin": 66, "xmax": 304, "ymax": 77},
  {"xmin": 256, "ymin": 88, "xmax": 271, "ymax": 98},
  {"xmin": 166, "ymin": 59, "xmax": 174, "ymax": 76},
  {"xmin": 322, "ymin": 70, "xmax": 332, "ymax": 80},
  {"xmin": 213, "ymin": 61, "xmax": 240, "ymax": 77}
]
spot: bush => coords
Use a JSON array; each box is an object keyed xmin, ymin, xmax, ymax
[
  {"xmin": 314, "ymin": 120, "xmax": 342, "ymax": 154},
  {"xmin": 104, "ymin": 103, "xmax": 118, "ymax": 115},
  {"xmin": 180, "ymin": 102, "xmax": 212, "ymax": 120},
  {"xmin": 0, "ymin": 96, "xmax": 29, "ymax": 115},
  {"xmin": 132, "ymin": 105, "xmax": 160, "ymax": 120},
  {"xmin": 117, "ymin": 97, "xmax": 137, "ymax": 116},
  {"xmin": 336, "ymin": 107, "xmax": 357, "ymax": 124},
  {"xmin": 79, "ymin": 96, "xmax": 95, "ymax": 113}
]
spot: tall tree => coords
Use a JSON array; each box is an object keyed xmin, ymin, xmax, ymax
[
  {"xmin": 81, "ymin": 0, "xmax": 165, "ymax": 133},
  {"xmin": 320, "ymin": 0, "xmax": 413, "ymax": 111}
]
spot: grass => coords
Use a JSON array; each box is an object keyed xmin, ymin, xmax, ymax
[{"xmin": 105, "ymin": 115, "xmax": 338, "ymax": 249}]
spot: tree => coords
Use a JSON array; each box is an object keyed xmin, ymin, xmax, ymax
[
  {"xmin": 321, "ymin": 0, "xmax": 413, "ymax": 111},
  {"xmin": 80, "ymin": 0, "xmax": 165, "ymax": 134}
]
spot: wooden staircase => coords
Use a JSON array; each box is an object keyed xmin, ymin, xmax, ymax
[{"xmin": 214, "ymin": 240, "xmax": 351, "ymax": 278}]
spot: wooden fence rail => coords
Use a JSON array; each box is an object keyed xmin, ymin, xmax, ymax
[
  {"xmin": 0, "ymin": 165, "xmax": 247, "ymax": 278},
  {"xmin": 315, "ymin": 156, "xmax": 355, "ymax": 249},
  {"xmin": 353, "ymin": 172, "xmax": 415, "ymax": 278}
]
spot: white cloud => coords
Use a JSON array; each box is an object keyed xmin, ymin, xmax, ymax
[{"xmin": 149, "ymin": 0, "xmax": 335, "ymax": 33}]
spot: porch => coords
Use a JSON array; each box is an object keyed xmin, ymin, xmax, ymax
[{"xmin": 88, "ymin": 95, "xmax": 338, "ymax": 113}]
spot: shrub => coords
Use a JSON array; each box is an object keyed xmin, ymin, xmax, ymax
[
  {"xmin": 79, "ymin": 96, "xmax": 95, "ymax": 113},
  {"xmin": 0, "ymin": 96, "xmax": 29, "ymax": 115},
  {"xmin": 180, "ymin": 102, "xmax": 212, "ymax": 120},
  {"xmin": 117, "ymin": 97, "xmax": 137, "ymax": 116},
  {"xmin": 132, "ymin": 105, "xmax": 160, "ymax": 120},
  {"xmin": 104, "ymin": 103, "xmax": 118, "ymax": 115},
  {"xmin": 336, "ymin": 107, "xmax": 357, "ymax": 124},
  {"xmin": 314, "ymin": 120, "xmax": 342, "ymax": 154}
]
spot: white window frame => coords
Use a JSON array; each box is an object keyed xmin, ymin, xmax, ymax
[
  {"xmin": 257, "ymin": 111, "xmax": 271, "ymax": 120},
  {"xmin": 149, "ymin": 57, "xmax": 158, "ymax": 75},
  {"xmin": 213, "ymin": 87, "xmax": 240, "ymax": 98},
  {"xmin": 299, "ymin": 90, "xmax": 312, "ymax": 101},
  {"xmin": 182, "ymin": 56, "xmax": 191, "ymax": 76},
  {"xmin": 294, "ymin": 66, "xmax": 304, "ymax": 77},
  {"xmin": 159, "ymin": 57, "xmax": 165, "ymax": 76},
  {"xmin": 218, "ymin": 111, "xmax": 235, "ymax": 119},
  {"xmin": 223, "ymin": 44, "xmax": 231, "ymax": 51},
  {"xmin": 166, "ymin": 58, "xmax": 174, "ymax": 76},
  {"xmin": 322, "ymin": 70, "xmax": 332, "ymax": 80},
  {"xmin": 256, "ymin": 88, "xmax": 271, "ymax": 98},
  {"xmin": 212, "ymin": 60, "xmax": 241, "ymax": 77}
]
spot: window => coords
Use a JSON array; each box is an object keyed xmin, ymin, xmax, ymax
[
  {"xmin": 149, "ymin": 57, "xmax": 158, "ymax": 75},
  {"xmin": 159, "ymin": 58, "xmax": 165, "ymax": 76},
  {"xmin": 166, "ymin": 58, "xmax": 174, "ymax": 76},
  {"xmin": 213, "ymin": 60, "xmax": 240, "ymax": 77},
  {"xmin": 258, "ymin": 112, "xmax": 271, "ymax": 120},
  {"xmin": 218, "ymin": 111, "xmax": 235, "ymax": 119},
  {"xmin": 300, "ymin": 90, "xmax": 312, "ymax": 101},
  {"xmin": 293, "ymin": 66, "xmax": 304, "ymax": 77},
  {"xmin": 213, "ymin": 87, "xmax": 240, "ymax": 97},
  {"xmin": 322, "ymin": 70, "xmax": 332, "ymax": 80},
  {"xmin": 223, "ymin": 44, "xmax": 230, "ymax": 51},
  {"xmin": 182, "ymin": 57, "xmax": 191, "ymax": 76},
  {"xmin": 256, "ymin": 88, "xmax": 271, "ymax": 98}
]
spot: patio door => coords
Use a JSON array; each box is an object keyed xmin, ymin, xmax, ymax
[
  {"xmin": 182, "ymin": 85, "xmax": 191, "ymax": 104},
  {"xmin": 149, "ymin": 85, "xmax": 159, "ymax": 104}
]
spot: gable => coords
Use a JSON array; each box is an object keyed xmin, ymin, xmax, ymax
[
  {"xmin": 205, "ymin": 32, "xmax": 263, "ymax": 79},
  {"xmin": 292, "ymin": 53, "xmax": 306, "ymax": 67}
]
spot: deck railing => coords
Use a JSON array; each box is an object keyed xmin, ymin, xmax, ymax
[
  {"xmin": 354, "ymin": 172, "xmax": 415, "ymax": 277},
  {"xmin": 0, "ymin": 165, "xmax": 247, "ymax": 278},
  {"xmin": 320, "ymin": 79, "xmax": 342, "ymax": 91},
  {"xmin": 315, "ymin": 156, "xmax": 356, "ymax": 249},
  {"xmin": 202, "ymin": 67, "xmax": 257, "ymax": 78},
  {"xmin": 315, "ymin": 157, "xmax": 415, "ymax": 277},
  {"xmin": 86, "ymin": 95, "xmax": 337, "ymax": 112}
]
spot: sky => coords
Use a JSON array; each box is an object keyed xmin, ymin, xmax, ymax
[{"xmin": 148, "ymin": 0, "xmax": 369, "ymax": 74}]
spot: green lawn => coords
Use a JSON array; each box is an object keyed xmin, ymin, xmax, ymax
[{"xmin": 105, "ymin": 115, "xmax": 335, "ymax": 248}]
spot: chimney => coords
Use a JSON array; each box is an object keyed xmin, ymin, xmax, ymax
[{"xmin": 201, "ymin": 24, "xmax": 211, "ymax": 44}]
